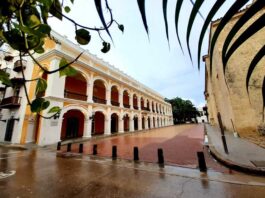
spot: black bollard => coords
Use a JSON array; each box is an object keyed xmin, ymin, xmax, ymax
[
  {"xmin": 57, "ymin": 142, "xmax": 61, "ymax": 151},
  {"xmin": 197, "ymin": 152, "xmax": 207, "ymax": 172},
  {"xmin": 67, "ymin": 143, "xmax": 72, "ymax": 152},
  {"xmin": 93, "ymin": 144, "xmax": 97, "ymax": 155},
  {"xmin": 133, "ymin": 147, "xmax": 139, "ymax": 161},
  {"xmin": 157, "ymin": 148, "xmax": 164, "ymax": 164},
  {"xmin": 79, "ymin": 143, "xmax": 83, "ymax": 153},
  {"xmin": 112, "ymin": 145, "xmax": 117, "ymax": 159}
]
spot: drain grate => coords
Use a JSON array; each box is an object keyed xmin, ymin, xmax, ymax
[{"xmin": 250, "ymin": 160, "xmax": 265, "ymax": 167}]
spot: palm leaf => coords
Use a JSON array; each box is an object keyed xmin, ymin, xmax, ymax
[
  {"xmin": 94, "ymin": 0, "xmax": 113, "ymax": 41},
  {"xmin": 222, "ymin": 0, "xmax": 265, "ymax": 72},
  {"xmin": 224, "ymin": 13, "xmax": 265, "ymax": 66},
  {"xmin": 186, "ymin": 0, "xmax": 204, "ymax": 62},
  {"xmin": 246, "ymin": 45, "xmax": 265, "ymax": 94},
  {"xmin": 189, "ymin": 0, "xmax": 205, "ymax": 20},
  {"xmin": 163, "ymin": 0, "xmax": 169, "ymax": 45},
  {"xmin": 175, "ymin": 0, "xmax": 184, "ymax": 52},
  {"xmin": 197, "ymin": 0, "xmax": 225, "ymax": 70},
  {"xmin": 137, "ymin": 0, "xmax": 149, "ymax": 35},
  {"xmin": 209, "ymin": 0, "xmax": 249, "ymax": 75}
]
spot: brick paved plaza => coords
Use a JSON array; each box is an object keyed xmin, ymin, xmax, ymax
[{"xmin": 64, "ymin": 124, "xmax": 231, "ymax": 173}]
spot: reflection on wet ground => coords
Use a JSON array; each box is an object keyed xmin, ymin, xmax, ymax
[
  {"xmin": 0, "ymin": 146, "xmax": 265, "ymax": 198},
  {"xmin": 62, "ymin": 125, "xmax": 233, "ymax": 173}
]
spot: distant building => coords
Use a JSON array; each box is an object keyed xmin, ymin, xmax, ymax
[
  {"xmin": 196, "ymin": 107, "xmax": 208, "ymax": 123},
  {"xmin": 0, "ymin": 31, "xmax": 173, "ymax": 146},
  {"xmin": 204, "ymin": 4, "xmax": 265, "ymax": 147}
]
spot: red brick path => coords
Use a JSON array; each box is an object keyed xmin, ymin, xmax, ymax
[{"xmin": 67, "ymin": 124, "xmax": 231, "ymax": 173}]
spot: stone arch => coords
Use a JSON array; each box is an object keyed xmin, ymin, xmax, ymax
[{"xmin": 60, "ymin": 105, "xmax": 88, "ymax": 120}]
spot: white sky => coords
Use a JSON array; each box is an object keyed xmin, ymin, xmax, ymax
[{"xmin": 49, "ymin": 0, "xmax": 238, "ymax": 107}]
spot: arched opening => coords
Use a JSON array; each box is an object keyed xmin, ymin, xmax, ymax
[
  {"xmin": 61, "ymin": 110, "xmax": 84, "ymax": 140},
  {"xmin": 148, "ymin": 117, "xmax": 151, "ymax": 129},
  {"xmin": 141, "ymin": 97, "xmax": 144, "ymax": 110},
  {"xmin": 64, "ymin": 72, "xmax": 87, "ymax": 101},
  {"xmin": 93, "ymin": 80, "xmax": 106, "ymax": 104},
  {"xmin": 92, "ymin": 111, "xmax": 105, "ymax": 135},
  {"xmin": 142, "ymin": 117, "xmax": 145, "ymax": 129},
  {"xmin": 111, "ymin": 86, "xmax": 119, "ymax": 106},
  {"xmin": 153, "ymin": 117, "xmax": 156, "ymax": 128},
  {"xmin": 156, "ymin": 103, "xmax": 159, "ymax": 113},
  {"xmin": 134, "ymin": 116, "xmax": 138, "ymax": 130},
  {"xmin": 152, "ymin": 102, "xmax": 154, "ymax": 112},
  {"xmin": 157, "ymin": 118, "xmax": 160, "ymax": 127},
  {"xmin": 123, "ymin": 90, "xmax": 130, "ymax": 108},
  {"xmin": 146, "ymin": 100, "xmax": 150, "ymax": 111},
  {"xmin": 123, "ymin": 114, "xmax": 130, "ymax": 131},
  {"xmin": 133, "ymin": 94, "xmax": 138, "ymax": 110},
  {"xmin": 111, "ymin": 113, "xmax": 119, "ymax": 134}
]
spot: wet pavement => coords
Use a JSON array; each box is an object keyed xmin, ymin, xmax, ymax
[
  {"xmin": 1, "ymin": 146, "xmax": 265, "ymax": 198},
  {"xmin": 63, "ymin": 124, "xmax": 233, "ymax": 173}
]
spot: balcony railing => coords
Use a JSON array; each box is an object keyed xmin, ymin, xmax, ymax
[
  {"xmin": 142, "ymin": 107, "xmax": 150, "ymax": 111},
  {"xmin": 64, "ymin": 90, "xmax": 87, "ymax": 101},
  {"xmin": 0, "ymin": 96, "xmax": 21, "ymax": 109},
  {"xmin": 133, "ymin": 105, "xmax": 138, "ymax": 110},
  {"xmin": 93, "ymin": 96, "xmax": 107, "ymax": 104},
  {"xmin": 123, "ymin": 104, "xmax": 130, "ymax": 108},
  {"xmin": 111, "ymin": 100, "xmax": 120, "ymax": 106}
]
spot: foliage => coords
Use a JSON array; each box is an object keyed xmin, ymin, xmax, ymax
[
  {"xmin": 165, "ymin": 97, "xmax": 199, "ymax": 124},
  {"xmin": 0, "ymin": 0, "xmax": 264, "ymax": 119},
  {"xmin": 0, "ymin": 0, "xmax": 122, "ymax": 118},
  {"xmin": 137, "ymin": 0, "xmax": 265, "ymax": 112}
]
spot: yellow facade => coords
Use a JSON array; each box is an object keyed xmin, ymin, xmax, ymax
[{"xmin": 205, "ymin": 7, "xmax": 265, "ymax": 147}]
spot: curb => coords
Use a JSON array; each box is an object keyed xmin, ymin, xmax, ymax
[
  {"xmin": 208, "ymin": 145, "xmax": 265, "ymax": 176},
  {"xmin": 0, "ymin": 144, "xmax": 28, "ymax": 150}
]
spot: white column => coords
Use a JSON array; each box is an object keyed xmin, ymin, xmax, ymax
[
  {"xmin": 150, "ymin": 116, "xmax": 154, "ymax": 129},
  {"xmin": 129, "ymin": 95, "xmax": 133, "ymax": 110},
  {"xmin": 118, "ymin": 118, "xmax": 124, "ymax": 133},
  {"xmin": 106, "ymin": 88, "xmax": 111, "ymax": 105},
  {"xmin": 138, "ymin": 96, "xmax": 141, "ymax": 110},
  {"xmin": 138, "ymin": 114, "xmax": 142, "ymax": 130},
  {"xmin": 130, "ymin": 117, "xmax": 134, "ymax": 132},
  {"xmin": 104, "ymin": 108, "xmax": 111, "ymax": 135},
  {"xmin": 145, "ymin": 117, "xmax": 149, "ymax": 130},
  {"xmin": 87, "ymin": 82, "xmax": 93, "ymax": 103},
  {"xmin": 119, "ymin": 92, "xmax": 123, "ymax": 108}
]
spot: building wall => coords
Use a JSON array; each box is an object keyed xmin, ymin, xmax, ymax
[
  {"xmin": 0, "ymin": 31, "xmax": 174, "ymax": 146},
  {"xmin": 205, "ymin": 7, "xmax": 265, "ymax": 143}
]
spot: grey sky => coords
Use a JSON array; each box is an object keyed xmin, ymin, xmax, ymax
[{"xmin": 49, "ymin": 0, "xmax": 237, "ymax": 107}]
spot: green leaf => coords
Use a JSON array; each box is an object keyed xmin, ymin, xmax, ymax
[
  {"xmin": 94, "ymin": 0, "xmax": 113, "ymax": 41},
  {"xmin": 75, "ymin": 29, "xmax": 91, "ymax": 45},
  {"xmin": 246, "ymin": 45, "xmax": 265, "ymax": 94},
  {"xmin": 35, "ymin": 78, "xmax": 47, "ymax": 95},
  {"xmin": 197, "ymin": 0, "xmax": 225, "ymax": 70},
  {"xmin": 137, "ymin": 0, "xmax": 149, "ymax": 35},
  {"xmin": 70, "ymin": 0, "xmax": 75, "ymax": 4},
  {"xmin": 37, "ymin": 24, "xmax": 51, "ymax": 35},
  {"xmin": 186, "ymin": 0, "xmax": 205, "ymax": 62},
  {"xmin": 48, "ymin": 106, "xmax": 61, "ymax": 114},
  {"xmin": 118, "ymin": 24, "xmax": 124, "ymax": 33},
  {"xmin": 209, "ymin": 0, "xmax": 249, "ymax": 75},
  {"xmin": 31, "ymin": 98, "xmax": 50, "ymax": 113},
  {"xmin": 59, "ymin": 58, "xmax": 78, "ymax": 77},
  {"xmin": 224, "ymin": 13, "xmax": 265, "ymax": 67},
  {"xmin": 163, "ymin": 0, "xmax": 169, "ymax": 44},
  {"xmin": 64, "ymin": 6, "xmax": 71, "ymax": 13},
  {"xmin": 175, "ymin": 0, "xmax": 184, "ymax": 53},
  {"xmin": 0, "ymin": 69, "xmax": 11, "ymax": 86},
  {"xmin": 49, "ymin": 0, "xmax": 62, "ymax": 20},
  {"xmin": 27, "ymin": 14, "xmax": 41, "ymax": 28},
  {"xmin": 101, "ymin": 42, "xmax": 111, "ymax": 53}
]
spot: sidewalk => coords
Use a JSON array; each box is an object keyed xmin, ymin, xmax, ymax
[{"xmin": 206, "ymin": 124, "xmax": 265, "ymax": 174}]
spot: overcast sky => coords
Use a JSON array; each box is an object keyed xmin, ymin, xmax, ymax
[{"xmin": 49, "ymin": 0, "xmax": 238, "ymax": 107}]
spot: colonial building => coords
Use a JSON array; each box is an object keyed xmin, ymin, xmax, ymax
[
  {"xmin": 0, "ymin": 31, "xmax": 173, "ymax": 146},
  {"xmin": 204, "ymin": 4, "xmax": 265, "ymax": 147}
]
